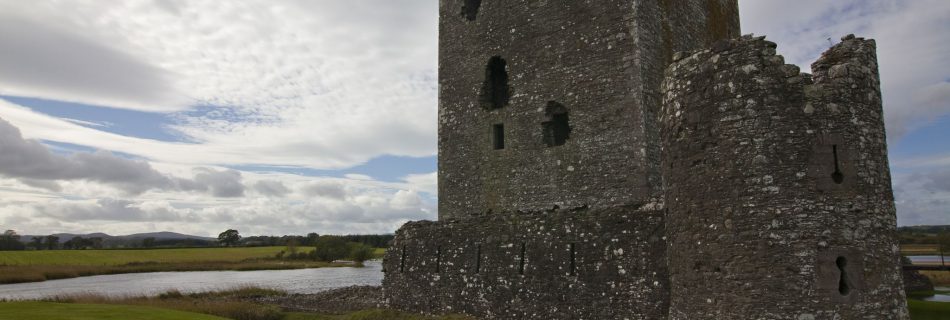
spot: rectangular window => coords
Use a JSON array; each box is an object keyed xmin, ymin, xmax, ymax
[
  {"xmin": 492, "ymin": 124, "xmax": 505, "ymax": 150},
  {"xmin": 475, "ymin": 244, "xmax": 482, "ymax": 273},
  {"xmin": 569, "ymin": 243, "xmax": 576, "ymax": 276}
]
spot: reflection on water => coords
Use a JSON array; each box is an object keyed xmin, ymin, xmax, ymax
[
  {"xmin": 918, "ymin": 287, "xmax": 950, "ymax": 303},
  {"xmin": 0, "ymin": 261, "xmax": 383, "ymax": 301}
]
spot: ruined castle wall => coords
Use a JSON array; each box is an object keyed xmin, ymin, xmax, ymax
[
  {"xmin": 383, "ymin": 207, "xmax": 669, "ymax": 319},
  {"xmin": 437, "ymin": 0, "xmax": 740, "ymax": 218},
  {"xmin": 660, "ymin": 35, "xmax": 907, "ymax": 319},
  {"xmin": 634, "ymin": 0, "xmax": 741, "ymax": 193}
]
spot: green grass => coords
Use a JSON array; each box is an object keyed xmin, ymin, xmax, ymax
[
  {"xmin": 908, "ymin": 299, "xmax": 950, "ymax": 320},
  {"xmin": 921, "ymin": 270, "xmax": 950, "ymax": 286},
  {"xmin": 0, "ymin": 247, "xmax": 309, "ymax": 266},
  {"xmin": 286, "ymin": 309, "xmax": 473, "ymax": 320},
  {"xmin": 41, "ymin": 287, "xmax": 285, "ymax": 320},
  {"xmin": 0, "ymin": 302, "xmax": 227, "ymax": 320},
  {"xmin": 0, "ymin": 246, "xmax": 349, "ymax": 284},
  {"xmin": 901, "ymin": 244, "xmax": 942, "ymax": 256},
  {"xmin": 20, "ymin": 287, "xmax": 471, "ymax": 320}
]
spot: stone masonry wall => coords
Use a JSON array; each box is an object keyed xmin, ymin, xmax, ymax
[
  {"xmin": 660, "ymin": 35, "xmax": 908, "ymax": 319},
  {"xmin": 383, "ymin": 207, "xmax": 668, "ymax": 319},
  {"xmin": 437, "ymin": 0, "xmax": 740, "ymax": 219}
]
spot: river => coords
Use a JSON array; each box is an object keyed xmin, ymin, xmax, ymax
[{"xmin": 0, "ymin": 261, "xmax": 383, "ymax": 301}]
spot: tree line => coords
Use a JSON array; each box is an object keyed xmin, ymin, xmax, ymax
[{"xmin": 0, "ymin": 228, "xmax": 393, "ymax": 251}]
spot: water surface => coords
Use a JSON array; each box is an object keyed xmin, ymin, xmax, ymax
[{"xmin": 0, "ymin": 261, "xmax": 382, "ymax": 300}]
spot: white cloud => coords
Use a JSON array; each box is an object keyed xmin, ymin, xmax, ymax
[
  {"xmin": 0, "ymin": 0, "xmax": 438, "ymax": 171},
  {"xmin": 0, "ymin": 10, "xmax": 187, "ymax": 112},
  {"xmin": 893, "ymin": 170, "xmax": 950, "ymax": 226},
  {"xmin": 740, "ymin": 0, "xmax": 950, "ymax": 140},
  {"xmin": 344, "ymin": 174, "xmax": 374, "ymax": 181},
  {"xmin": 402, "ymin": 172, "xmax": 437, "ymax": 195}
]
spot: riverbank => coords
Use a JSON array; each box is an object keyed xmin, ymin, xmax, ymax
[
  {"xmin": 908, "ymin": 289, "xmax": 950, "ymax": 320},
  {"xmin": 3, "ymin": 285, "xmax": 944, "ymax": 320},
  {"xmin": 0, "ymin": 286, "xmax": 471, "ymax": 320},
  {"xmin": 0, "ymin": 246, "xmax": 385, "ymax": 284},
  {"xmin": 0, "ymin": 260, "xmax": 345, "ymax": 284}
]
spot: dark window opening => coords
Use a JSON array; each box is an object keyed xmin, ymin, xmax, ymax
[
  {"xmin": 492, "ymin": 124, "xmax": 505, "ymax": 150},
  {"xmin": 475, "ymin": 244, "xmax": 482, "ymax": 274},
  {"xmin": 518, "ymin": 242, "xmax": 526, "ymax": 275},
  {"xmin": 399, "ymin": 245, "xmax": 406, "ymax": 273},
  {"xmin": 436, "ymin": 246, "xmax": 442, "ymax": 273},
  {"xmin": 480, "ymin": 56, "xmax": 510, "ymax": 109},
  {"xmin": 461, "ymin": 0, "xmax": 481, "ymax": 21},
  {"xmin": 836, "ymin": 256, "xmax": 850, "ymax": 296},
  {"xmin": 569, "ymin": 243, "xmax": 576, "ymax": 276},
  {"xmin": 542, "ymin": 101, "xmax": 572, "ymax": 147},
  {"xmin": 831, "ymin": 145, "xmax": 844, "ymax": 184}
]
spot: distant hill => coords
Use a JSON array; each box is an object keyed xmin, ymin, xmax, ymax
[
  {"xmin": 19, "ymin": 231, "xmax": 214, "ymax": 243},
  {"xmin": 123, "ymin": 232, "xmax": 215, "ymax": 241}
]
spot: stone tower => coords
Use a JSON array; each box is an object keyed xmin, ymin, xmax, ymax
[
  {"xmin": 383, "ymin": 1, "xmax": 908, "ymax": 319},
  {"xmin": 438, "ymin": 0, "xmax": 740, "ymax": 218},
  {"xmin": 660, "ymin": 35, "xmax": 908, "ymax": 319}
]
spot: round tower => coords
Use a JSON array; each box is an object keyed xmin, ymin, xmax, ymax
[{"xmin": 660, "ymin": 35, "xmax": 907, "ymax": 319}]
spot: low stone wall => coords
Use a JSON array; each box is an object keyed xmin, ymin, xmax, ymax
[
  {"xmin": 383, "ymin": 206, "xmax": 669, "ymax": 319},
  {"xmin": 262, "ymin": 286, "xmax": 384, "ymax": 314}
]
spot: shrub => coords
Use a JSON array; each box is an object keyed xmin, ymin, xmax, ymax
[
  {"xmin": 313, "ymin": 236, "xmax": 348, "ymax": 262},
  {"xmin": 349, "ymin": 244, "xmax": 375, "ymax": 264}
]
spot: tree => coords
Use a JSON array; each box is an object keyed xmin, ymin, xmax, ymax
[
  {"xmin": 348, "ymin": 243, "xmax": 375, "ymax": 264},
  {"xmin": 89, "ymin": 237, "xmax": 103, "ymax": 249},
  {"xmin": 312, "ymin": 236, "xmax": 348, "ymax": 262},
  {"xmin": 306, "ymin": 233, "xmax": 320, "ymax": 246},
  {"xmin": 218, "ymin": 229, "xmax": 241, "ymax": 247},
  {"xmin": 142, "ymin": 237, "xmax": 156, "ymax": 248},
  {"xmin": 30, "ymin": 236, "xmax": 44, "ymax": 250},
  {"xmin": 45, "ymin": 235, "xmax": 59, "ymax": 250},
  {"xmin": 0, "ymin": 230, "xmax": 25, "ymax": 251},
  {"xmin": 286, "ymin": 238, "xmax": 300, "ymax": 255},
  {"xmin": 63, "ymin": 236, "xmax": 85, "ymax": 250}
]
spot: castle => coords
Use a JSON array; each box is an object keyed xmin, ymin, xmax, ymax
[{"xmin": 383, "ymin": 1, "xmax": 909, "ymax": 319}]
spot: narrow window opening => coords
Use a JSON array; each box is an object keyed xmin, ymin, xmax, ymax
[
  {"xmin": 836, "ymin": 256, "xmax": 850, "ymax": 296},
  {"xmin": 460, "ymin": 0, "xmax": 481, "ymax": 21},
  {"xmin": 542, "ymin": 101, "xmax": 572, "ymax": 147},
  {"xmin": 435, "ymin": 246, "xmax": 442, "ymax": 273},
  {"xmin": 492, "ymin": 124, "xmax": 505, "ymax": 150},
  {"xmin": 399, "ymin": 245, "xmax": 406, "ymax": 273},
  {"xmin": 831, "ymin": 145, "xmax": 844, "ymax": 184},
  {"xmin": 480, "ymin": 56, "xmax": 510, "ymax": 109},
  {"xmin": 518, "ymin": 242, "xmax": 526, "ymax": 275},
  {"xmin": 569, "ymin": 243, "xmax": 576, "ymax": 276},
  {"xmin": 475, "ymin": 244, "xmax": 482, "ymax": 274}
]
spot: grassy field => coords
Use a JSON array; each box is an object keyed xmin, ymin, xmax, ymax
[
  {"xmin": 286, "ymin": 310, "xmax": 473, "ymax": 320},
  {"xmin": 903, "ymin": 244, "xmax": 944, "ymax": 256},
  {"xmin": 0, "ymin": 246, "xmax": 353, "ymax": 284},
  {"xmin": 22, "ymin": 287, "xmax": 472, "ymax": 320},
  {"xmin": 0, "ymin": 302, "xmax": 227, "ymax": 320},
  {"xmin": 921, "ymin": 270, "xmax": 950, "ymax": 286},
  {"xmin": 0, "ymin": 247, "xmax": 310, "ymax": 266},
  {"xmin": 909, "ymin": 298, "xmax": 950, "ymax": 320}
]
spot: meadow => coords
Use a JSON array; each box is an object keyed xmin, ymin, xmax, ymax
[
  {"xmin": 907, "ymin": 287, "xmax": 950, "ymax": 320},
  {"xmin": 0, "ymin": 287, "xmax": 471, "ymax": 320},
  {"xmin": 902, "ymin": 244, "xmax": 944, "ymax": 257},
  {"xmin": 0, "ymin": 302, "xmax": 226, "ymax": 320},
  {"xmin": 0, "ymin": 284, "xmax": 944, "ymax": 320},
  {"xmin": 0, "ymin": 246, "xmax": 305, "ymax": 266},
  {"xmin": 0, "ymin": 246, "xmax": 348, "ymax": 284}
]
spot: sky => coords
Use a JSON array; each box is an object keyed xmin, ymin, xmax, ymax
[{"xmin": 0, "ymin": 0, "xmax": 947, "ymax": 237}]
